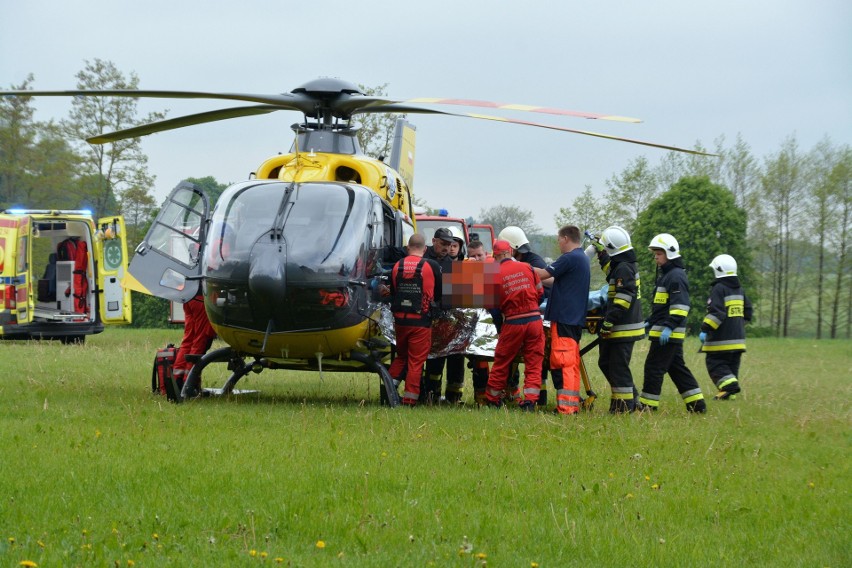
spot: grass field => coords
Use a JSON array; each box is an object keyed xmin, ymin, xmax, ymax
[{"xmin": 1, "ymin": 329, "xmax": 849, "ymax": 567}]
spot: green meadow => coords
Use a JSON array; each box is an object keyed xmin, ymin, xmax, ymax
[{"xmin": 1, "ymin": 330, "xmax": 849, "ymax": 567}]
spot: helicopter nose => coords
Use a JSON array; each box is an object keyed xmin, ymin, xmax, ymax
[{"xmin": 248, "ymin": 241, "xmax": 287, "ymax": 309}]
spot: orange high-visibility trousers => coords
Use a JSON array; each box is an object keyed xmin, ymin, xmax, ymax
[{"xmin": 550, "ymin": 324, "xmax": 581, "ymax": 414}]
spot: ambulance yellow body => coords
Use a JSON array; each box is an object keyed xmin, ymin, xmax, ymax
[{"xmin": 0, "ymin": 209, "xmax": 132, "ymax": 343}]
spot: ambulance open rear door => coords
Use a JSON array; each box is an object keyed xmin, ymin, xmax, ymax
[{"xmin": 97, "ymin": 216, "xmax": 132, "ymax": 324}]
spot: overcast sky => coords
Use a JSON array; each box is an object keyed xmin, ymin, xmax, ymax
[{"xmin": 2, "ymin": 0, "xmax": 850, "ymax": 231}]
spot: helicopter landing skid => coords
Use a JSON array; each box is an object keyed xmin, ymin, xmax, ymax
[
  {"xmin": 350, "ymin": 351, "xmax": 401, "ymax": 408},
  {"xmin": 200, "ymin": 387, "xmax": 259, "ymax": 397},
  {"xmin": 181, "ymin": 346, "xmax": 249, "ymax": 401}
]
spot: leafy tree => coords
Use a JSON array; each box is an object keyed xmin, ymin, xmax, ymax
[
  {"xmin": 633, "ymin": 176, "xmax": 749, "ymax": 333},
  {"xmin": 554, "ymin": 185, "xmax": 607, "ymax": 235},
  {"xmin": 805, "ymin": 137, "xmax": 842, "ymax": 338},
  {"xmin": 0, "ymin": 75, "xmax": 38, "ymax": 206},
  {"xmin": 756, "ymin": 136, "xmax": 807, "ymax": 336},
  {"xmin": 478, "ymin": 204, "xmax": 540, "ymax": 236},
  {"xmin": 604, "ymin": 155, "xmax": 659, "ymax": 231},
  {"xmin": 355, "ymin": 83, "xmax": 405, "ymax": 159},
  {"xmin": 827, "ymin": 146, "xmax": 852, "ymax": 338},
  {"xmin": 60, "ymin": 59, "xmax": 165, "ymax": 217},
  {"xmin": 119, "ymin": 185, "xmax": 157, "ymax": 247},
  {"xmin": 184, "ymin": 175, "xmax": 230, "ymax": 209},
  {"xmin": 128, "ymin": 292, "xmax": 178, "ymax": 329},
  {"xmin": 720, "ymin": 133, "xmax": 761, "ymax": 211}
]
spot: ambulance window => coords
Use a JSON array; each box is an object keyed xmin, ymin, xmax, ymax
[{"xmin": 17, "ymin": 235, "xmax": 27, "ymax": 272}]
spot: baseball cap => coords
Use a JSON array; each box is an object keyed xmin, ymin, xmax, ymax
[
  {"xmin": 433, "ymin": 227, "xmax": 454, "ymax": 243},
  {"xmin": 492, "ymin": 239, "xmax": 512, "ymax": 254}
]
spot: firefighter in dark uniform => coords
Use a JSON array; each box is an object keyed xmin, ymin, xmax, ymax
[
  {"xmin": 421, "ymin": 227, "xmax": 462, "ymax": 404},
  {"xmin": 641, "ymin": 233, "xmax": 706, "ymax": 413},
  {"xmin": 498, "ymin": 225, "xmax": 552, "ymax": 407},
  {"xmin": 593, "ymin": 226, "xmax": 646, "ymax": 413},
  {"xmin": 485, "ymin": 239, "xmax": 545, "ymax": 409},
  {"xmin": 387, "ymin": 233, "xmax": 443, "ymax": 407},
  {"xmin": 700, "ymin": 254, "xmax": 752, "ymax": 400}
]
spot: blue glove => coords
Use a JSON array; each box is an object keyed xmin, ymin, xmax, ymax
[
  {"xmin": 699, "ymin": 331, "xmax": 707, "ymax": 344},
  {"xmin": 659, "ymin": 327, "xmax": 673, "ymax": 345}
]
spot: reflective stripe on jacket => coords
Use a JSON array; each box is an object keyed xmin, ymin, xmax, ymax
[
  {"xmin": 700, "ymin": 276, "xmax": 751, "ymax": 353},
  {"xmin": 647, "ymin": 259, "xmax": 690, "ymax": 343}
]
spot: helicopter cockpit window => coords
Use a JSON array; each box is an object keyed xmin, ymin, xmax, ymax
[{"xmin": 205, "ymin": 182, "xmax": 372, "ymax": 278}]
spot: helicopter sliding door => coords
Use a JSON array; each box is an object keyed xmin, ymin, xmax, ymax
[{"xmin": 126, "ymin": 181, "xmax": 209, "ymax": 303}]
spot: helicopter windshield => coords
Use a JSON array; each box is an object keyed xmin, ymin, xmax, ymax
[{"xmin": 205, "ymin": 181, "xmax": 372, "ymax": 279}]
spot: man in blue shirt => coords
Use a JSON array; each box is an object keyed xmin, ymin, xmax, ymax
[{"xmin": 533, "ymin": 225, "xmax": 590, "ymax": 415}]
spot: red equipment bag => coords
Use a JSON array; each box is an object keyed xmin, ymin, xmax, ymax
[{"xmin": 152, "ymin": 344, "xmax": 182, "ymax": 402}]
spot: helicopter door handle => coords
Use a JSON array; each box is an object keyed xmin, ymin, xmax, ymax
[{"xmin": 349, "ymin": 280, "xmax": 367, "ymax": 286}]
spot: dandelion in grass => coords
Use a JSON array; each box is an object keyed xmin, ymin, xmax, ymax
[
  {"xmin": 275, "ymin": 558, "xmax": 284, "ymax": 564},
  {"xmin": 644, "ymin": 475, "xmax": 650, "ymax": 481},
  {"xmin": 8, "ymin": 537, "xmax": 15, "ymax": 545},
  {"xmin": 626, "ymin": 493, "xmax": 634, "ymax": 499},
  {"xmin": 261, "ymin": 551, "xmax": 268, "ymax": 559},
  {"xmin": 249, "ymin": 549, "xmax": 257, "ymax": 557},
  {"xmin": 19, "ymin": 561, "xmax": 37, "ymax": 567},
  {"xmin": 316, "ymin": 540, "xmax": 326, "ymax": 549},
  {"xmin": 476, "ymin": 552, "xmax": 487, "ymax": 559},
  {"xmin": 808, "ymin": 481, "xmax": 815, "ymax": 489},
  {"xmin": 651, "ymin": 483, "xmax": 660, "ymax": 490},
  {"xmin": 127, "ymin": 561, "xmax": 135, "ymax": 567},
  {"xmin": 531, "ymin": 563, "xmax": 539, "ymax": 568}
]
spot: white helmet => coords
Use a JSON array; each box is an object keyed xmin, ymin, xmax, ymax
[
  {"xmin": 648, "ymin": 233, "xmax": 681, "ymax": 260},
  {"xmin": 710, "ymin": 254, "xmax": 737, "ymax": 278},
  {"xmin": 600, "ymin": 226, "xmax": 632, "ymax": 256},
  {"xmin": 448, "ymin": 225, "xmax": 466, "ymax": 244},
  {"xmin": 497, "ymin": 226, "xmax": 530, "ymax": 252}
]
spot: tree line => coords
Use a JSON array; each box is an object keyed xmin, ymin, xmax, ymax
[{"xmin": 3, "ymin": 62, "xmax": 849, "ymax": 338}]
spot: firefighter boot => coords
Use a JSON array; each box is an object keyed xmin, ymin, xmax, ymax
[
  {"xmin": 714, "ymin": 381, "xmax": 741, "ymax": 400},
  {"xmin": 518, "ymin": 400, "xmax": 536, "ymax": 412},
  {"xmin": 419, "ymin": 374, "xmax": 443, "ymax": 405},
  {"xmin": 537, "ymin": 382, "xmax": 548, "ymax": 407},
  {"xmin": 609, "ymin": 397, "xmax": 636, "ymax": 413},
  {"xmin": 473, "ymin": 389, "xmax": 488, "ymax": 406},
  {"xmin": 686, "ymin": 398, "xmax": 707, "ymax": 413}
]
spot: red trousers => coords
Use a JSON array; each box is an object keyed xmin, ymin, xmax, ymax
[
  {"xmin": 173, "ymin": 296, "xmax": 217, "ymax": 378},
  {"xmin": 486, "ymin": 319, "xmax": 544, "ymax": 404},
  {"xmin": 388, "ymin": 324, "xmax": 432, "ymax": 405}
]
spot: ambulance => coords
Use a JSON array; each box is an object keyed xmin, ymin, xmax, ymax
[{"xmin": 0, "ymin": 209, "xmax": 132, "ymax": 343}]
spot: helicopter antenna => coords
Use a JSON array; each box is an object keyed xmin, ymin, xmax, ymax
[{"xmin": 291, "ymin": 116, "xmax": 304, "ymax": 177}]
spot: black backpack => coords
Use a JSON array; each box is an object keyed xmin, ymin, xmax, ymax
[{"xmin": 391, "ymin": 257, "xmax": 426, "ymax": 314}]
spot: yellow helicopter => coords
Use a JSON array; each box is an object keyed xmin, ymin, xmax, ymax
[{"xmin": 4, "ymin": 78, "xmax": 710, "ymax": 406}]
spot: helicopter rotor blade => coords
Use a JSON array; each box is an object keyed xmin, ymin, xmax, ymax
[
  {"xmin": 86, "ymin": 105, "xmax": 282, "ymax": 144},
  {"xmin": 399, "ymin": 97, "xmax": 642, "ymax": 123},
  {"xmin": 354, "ymin": 105, "xmax": 715, "ymax": 156},
  {"xmin": 3, "ymin": 88, "xmax": 312, "ymax": 109},
  {"xmin": 2, "ymin": 89, "xmax": 397, "ymax": 119}
]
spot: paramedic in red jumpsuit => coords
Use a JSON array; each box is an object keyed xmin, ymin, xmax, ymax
[
  {"xmin": 387, "ymin": 233, "xmax": 443, "ymax": 407},
  {"xmin": 173, "ymin": 292, "xmax": 217, "ymax": 389},
  {"xmin": 485, "ymin": 239, "xmax": 545, "ymax": 410}
]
